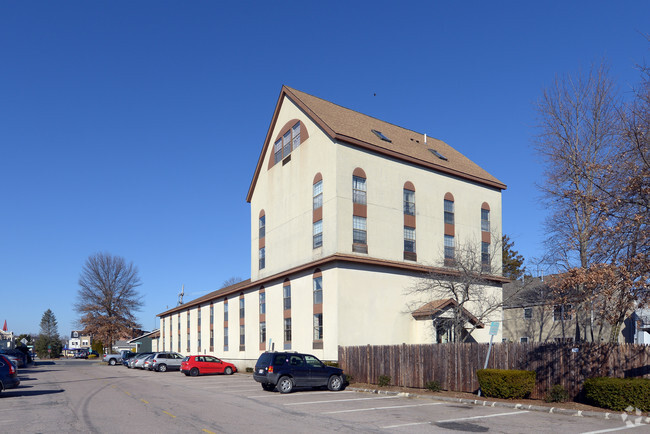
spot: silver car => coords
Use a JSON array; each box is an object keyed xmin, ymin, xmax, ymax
[
  {"xmin": 149, "ymin": 352, "xmax": 184, "ymax": 372},
  {"xmin": 130, "ymin": 353, "xmax": 153, "ymax": 369},
  {"xmin": 135, "ymin": 354, "xmax": 153, "ymax": 370}
]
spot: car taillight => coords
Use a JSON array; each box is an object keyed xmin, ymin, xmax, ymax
[
  {"xmin": 152, "ymin": 359, "xmax": 156, "ymax": 363},
  {"xmin": 268, "ymin": 365, "xmax": 273, "ymax": 373},
  {"xmin": 8, "ymin": 363, "xmax": 15, "ymax": 374}
]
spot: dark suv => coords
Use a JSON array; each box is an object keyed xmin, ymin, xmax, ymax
[
  {"xmin": 253, "ymin": 352, "xmax": 346, "ymax": 393},
  {"xmin": 0, "ymin": 355, "xmax": 20, "ymax": 394}
]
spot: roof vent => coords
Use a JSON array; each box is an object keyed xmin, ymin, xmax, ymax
[
  {"xmin": 428, "ymin": 148, "xmax": 448, "ymax": 161},
  {"xmin": 371, "ymin": 129, "xmax": 392, "ymax": 143}
]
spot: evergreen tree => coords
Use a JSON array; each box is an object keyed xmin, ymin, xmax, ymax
[{"xmin": 502, "ymin": 235, "xmax": 526, "ymax": 280}]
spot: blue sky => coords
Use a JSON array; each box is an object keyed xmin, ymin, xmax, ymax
[{"xmin": 1, "ymin": 1, "xmax": 648, "ymax": 337}]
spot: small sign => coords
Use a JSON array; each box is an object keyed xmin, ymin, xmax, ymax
[
  {"xmin": 21, "ymin": 338, "xmax": 28, "ymax": 345},
  {"xmin": 571, "ymin": 348, "xmax": 579, "ymax": 353},
  {"xmin": 489, "ymin": 321, "xmax": 499, "ymax": 336}
]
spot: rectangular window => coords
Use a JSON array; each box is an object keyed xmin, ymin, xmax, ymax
[
  {"xmin": 224, "ymin": 302, "xmax": 228, "ymax": 322},
  {"xmin": 282, "ymin": 130, "xmax": 291, "ymax": 159},
  {"xmin": 481, "ymin": 208, "xmax": 490, "ymax": 232},
  {"xmin": 444, "ymin": 200, "xmax": 454, "ymax": 225},
  {"xmin": 239, "ymin": 298, "xmax": 245, "ymax": 319},
  {"xmin": 353, "ymin": 216, "xmax": 367, "ymax": 245},
  {"xmin": 224, "ymin": 326, "xmax": 228, "ymax": 350},
  {"xmin": 292, "ymin": 122, "xmax": 300, "ymax": 150},
  {"xmin": 313, "ymin": 180, "xmax": 323, "ymax": 209},
  {"xmin": 260, "ymin": 321, "xmax": 266, "ymax": 343},
  {"xmin": 284, "ymin": 318, "xmax": 292, "ymax": 345},
  {"xmin": 481, "ymin": 242, "xmax": 490, "ymax": 271},
  {"xmin": 313, "ymin": 275, "xmax": 323, "ymax": 304},
  {"xmin": 554, "ymin": 304, "xmax": 572, "ymax": 321},
  {"xmin": 524, "ymin": 307, "xmax": 533, "ymax": 319},
  {"xmin": 259, "ymin": 291, "xmax": 265, "ymax": 315},
  {"xmin": 444, "ymin": 235, "xmax": 455, "ymax": 261},
  {"xmin": 404, "ymin": 189, "xmax": 415, "ymax": 215},
  {"xmin": 283, "ymin": 284, "xmax": 291, "ymax": 310},
  {"xmin": 240, "ymin": 324, "xmax": 245, "ymax": 346},
  {"xmin": 313, "ymin": 220, "xmax": 323, "ymax": 248},
  {"xmin": 274, "ymin": 139, "xmax": 282, "ymax": 164},
  {"xmin": 520, "ymin": 337, "xmax": 528, "ymax": 343},
  {"xmin": 259, "ymin": 247, "xmax": 265, "ymax": 270},
  {"xmin": 404, "ymin": 226, "xmax": 416, "ymax": 253},
  {"xmin": 187, "ymin": 337, "xmax": 190, "ymax": 352},
  {"xmin": 259, "ymin": 215, "xmax": 265, "ymax": 239},
  {"xmin": 352, "ymin": 176, "xmax": 366, "ymax": 204},
  {"xmin": 313, "ymin": 314, "xmax": 323, "ymax": 340},
  {"xmin": 210, "ymin": 305, "xmax": 214, "ymax": 325},
  {"xmin": 210, "ymin": 329, "xmax": 214, "ymax": 347}
]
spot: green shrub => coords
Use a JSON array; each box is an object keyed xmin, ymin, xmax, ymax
[
  {"xmin": 323, "ymin": 361, "xmax": 339, "ymax": 368},
  {"xmin": 476, "ymin": 369, "xmax": 535, "ymax": 399},
  {"xmin": 544, "ymin": 384, "xmax": 569, "ymax": 403},
  {"xmin": 378, "ymin": 375, "xmax": 391, "ymax": 387},
  {"xmin": 425, "ymin": 380, "xmax": 441, "ymax": 392},
  {"xmin": 584, "ymin": 377, "xmax": 650, "ymax": 412},
  {"xmin": 345, "ymin": 374, "xmax": 354, "ymax": 384}
]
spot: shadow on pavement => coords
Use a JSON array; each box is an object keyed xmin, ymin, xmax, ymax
[{"xmin": 1, "ymin": 388, "xmax": 64, "ymax": 397}]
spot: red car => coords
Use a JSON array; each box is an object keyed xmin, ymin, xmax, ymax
[{"xmin": 180, "ymin": 355, "xmax": 237, "ymax": 377}]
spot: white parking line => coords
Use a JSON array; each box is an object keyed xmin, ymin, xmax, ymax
[
  {"xmin": 324, "ymin": 402, "xmax": 444, "ymax": 414},
  {"xmin": 436, "ymin": 410, "xmax": 529, "ymax": 423},
  {"xmin": 582, "ymin": 425, "xmax": 649, "ymax": 433},
  {"xmin": 247, "ymin": 391, "xmax": 354, "ymax": 399},
  {"xmin": 286, "ymin": 396, "xmax": 399, "ymax": 406},
  {"xmin": 383, "ymin": 410, "xmax": 529, "ymax": 429}
]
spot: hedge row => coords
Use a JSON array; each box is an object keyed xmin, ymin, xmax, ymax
[
  {"xmin": 476, "ymin": 369, "xmax": 535, "ymax": 399},
  {"xmin": 584, "ymin": 377, "xmax": 650, "ymax": 412}
]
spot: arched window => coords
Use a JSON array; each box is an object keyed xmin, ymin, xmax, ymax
[
  {"xmin": 283, "ymin": 279, "xmax": 292, "ymax": 350},
  {"xmin": 270, "ymin": 119, "xmax": 309, "ymax": 167},
  {"xmin": 444, "ymin": 193, "xmax": 455, "ymax": 264},
  {"xmin": 313, "ymin": 174, "xmax": 323, "ymax": 248},
  {"xmin": 352, "ymin": 168, "xmax": 368, "ymax": 253},
  {"xmin": 404, "ymin": 182, "xmax": 416, "ymax": 261}
]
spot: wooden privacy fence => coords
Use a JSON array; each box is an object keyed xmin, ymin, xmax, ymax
[{"xmin": 338, "ymin": 343, "xmax": 650, "ymax": 400}]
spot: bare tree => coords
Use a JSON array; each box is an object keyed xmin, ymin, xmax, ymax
[
  {"xmin": 75, "ymin": 253, "xmax": 143, "ymax": 353},
  {"xmin": 406, "ymin": 238, "xmax": 512, "ymax": 343},
  {"xmin": 221, "ymin": 276, "xmax": 243, "ymax": 289},
  {"xmin": 534, "ymin": 61, "xmax": 621, "ymax": 271}
]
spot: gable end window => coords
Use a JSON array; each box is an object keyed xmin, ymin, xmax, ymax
[{"xmin": 273, "ymin": 121, "xmax": 304, "ymax": 165}]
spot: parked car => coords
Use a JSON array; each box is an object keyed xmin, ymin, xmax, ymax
[
  {"xmin": 88, "ymin": 350, "xmax": 99, "ymax": 359},
  {"xmin": 0, "ymin": 349, "xmax": 26, "ymax": 368},
  {"xmin": 128, "ymin": 352, "xmax": 152, "ymax": 369},
  {"xmin": 143, "ymin": 356, "xmax": 154, "ymax": 371},
  {"xmin": 121, "ymin": 352, "xmax": 137, "ymax": 366},
  {"xmin": 180, "ymin": 355, "xmax": 237, "ymax": 377},
  {"xmin": 0, "ymin": 355, "xmax": 20, "ymax": 394},
  {"xmin": 253, "ymin": 352, "xmax": 346, "ymax": 393},
  {"xmin": 102, "ymin": 352, "xmax": 122, "ymax": 366},
  {"xmin": 149, "ymin": 352, "xmax": 184, "ymax": 372},
  {"xmin": 135, "ymin": 354, "xmax": 154, "ymax": 370},
  {"xmin": 74, "ymin": 349, "xmax": 89, "ymax": 359}
]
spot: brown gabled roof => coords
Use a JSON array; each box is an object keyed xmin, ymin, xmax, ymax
[
  {"xmin": 412, "ymin": 298, "xmax": 484, "ymax": 327},
  {"xmin": 247, "ymin": 86, "xmax": 506, "ymax": 202}
]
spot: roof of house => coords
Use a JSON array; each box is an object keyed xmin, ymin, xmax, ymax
[
  {"xmin": 247, "ymin": 86, "xmax": 506, "ymax": 202},
  {"xmin": 411, "ymin": 298, "xmax": 484, "ymax": 327},
  {"xmin": 128, "ymin": 329, "xmax": 161, "ymax": 343},
  {"xmin": 158, "ymin": 254, "xmax": 509, "ymax": 317}
]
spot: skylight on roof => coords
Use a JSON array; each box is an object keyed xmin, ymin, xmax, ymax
[
  {"xmin": 428, "ymin": 148, "xmax": 448, "ymax": 161},
  {"xmin": 371, "ymin": 129, "xmax": 392, "ymax": 143}
]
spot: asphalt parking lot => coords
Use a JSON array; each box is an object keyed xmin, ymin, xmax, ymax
[{"xmin": 1, "ymin": 360, "xmax": 648, "ymax": 433}]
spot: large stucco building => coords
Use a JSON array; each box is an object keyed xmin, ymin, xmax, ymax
[{"xmin": 157, "ymin": 86, "xmax": 507, "ymax": 366}]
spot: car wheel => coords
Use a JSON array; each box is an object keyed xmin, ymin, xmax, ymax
[
  {"xmin": 327, "ymin": 375, "xmax": 344, "ymax": 391},
  {"xmin": 158, "ymin": 364, "xmax": 167, "ymax": 372},
  {"xmin": 109, "ymin": 359, "xmax": 116, "ymax": 366},
  {"xmin": 224, "ymin": 366, "xmax": 233, "ymax": 375},
  {"xmin": 190, "ymin": 367, "xmax": 199, "ymax": 377},
  {"xmin": 277, "ymin": 376, "xmax": 294, "ymax": 394}
]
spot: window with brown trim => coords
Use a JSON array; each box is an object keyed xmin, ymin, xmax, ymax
[
  {"xmin": 404, "ymin": 188, "xmax": 415, "ymax": 215},
  {"xmin": 274, "ymin": 121, "xmax": 302, "ymax": 164}
]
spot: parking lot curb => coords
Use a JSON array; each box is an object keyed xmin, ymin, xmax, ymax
[{"xmin": 347, "ymin": 387, "xmax": 650, "ymax": 424}]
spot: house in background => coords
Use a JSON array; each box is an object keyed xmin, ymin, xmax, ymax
[
  {"xmin": 129, "ymin": 329, "xmax": 159, "ymax": 353},
  {"xmin": 502, "ymin": 277, "xmax": 635, "ymax": 343},
  {"xmin": 157, "ymin": 86, "xmax": 506, "ymax": 366},
  {"xmin": 632, "ymin": 308, "xmax": 650, "ymax": 344}
]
